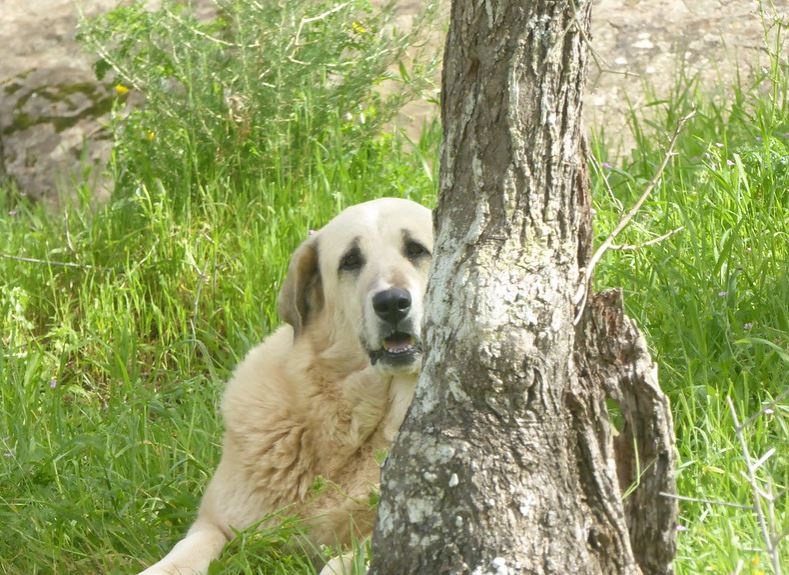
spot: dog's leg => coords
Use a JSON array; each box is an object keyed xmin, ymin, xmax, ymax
[
  {"xmin": 138, "ymin": 519, "xmax": 227, "ymax": 575},
  {"xmin": 319, "ymin": 552, "xmax": 356, "ymax": 575}
]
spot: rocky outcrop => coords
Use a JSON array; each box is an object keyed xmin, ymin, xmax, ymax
[
  {"xmin": 0, "ymin": 0, "xmax": 121, "ymax": 204},
  {"xmin": 2, "ymin": 66, "xmax": 116, "ymax": 203}
]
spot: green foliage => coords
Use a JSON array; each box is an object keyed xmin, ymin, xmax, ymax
[
  {"xmin": 77, "ymin": 0, "xmax": 438, "ymax": 206},
  {"xmin": 1, "ymin": 1, "xmax": 439, "ymax": 572},
  {"xmin": 590, "ymin": 16, "xmax": 788, "ymax": 570},
  {"xmin": 0, "ymin": 1, "xmax": 787, "ymax": 573},
  {"xmin": 0, "ymin": 130, "xmax": 439, "ymax": 574}
]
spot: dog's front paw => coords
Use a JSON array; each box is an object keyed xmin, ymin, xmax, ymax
[{"xmin": 318, "ymin": 553, "xmax": 356, "ymax": 575}]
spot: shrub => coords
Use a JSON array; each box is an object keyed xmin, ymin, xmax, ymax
[{"xmin": 78, "ymin": 0, "xmax": 438, "ymax": 205}]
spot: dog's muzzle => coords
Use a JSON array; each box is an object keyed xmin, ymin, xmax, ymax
[{"xmin": 367, "ymin": 287, "xmax": 421, "ymax": 367}]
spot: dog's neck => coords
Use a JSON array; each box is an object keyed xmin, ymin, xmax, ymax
[
  {"xmin": 381, "ymin": 373, "xmax": 418, "ymax": 442},
  {"xmin": 331, "ymin": 364, "xmax": 417, "ymax": 451}
]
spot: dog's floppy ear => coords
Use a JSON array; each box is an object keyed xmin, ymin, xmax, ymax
[{"xmin": 277, "ymin": 236, "xmax": 323, "ymax": 336}]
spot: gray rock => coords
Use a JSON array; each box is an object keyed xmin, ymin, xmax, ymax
[
  {"xmin": 0, "ymin": 0, "xmax": 120, "ymax": 205},
  {"xmin": 2, "ymin": 66, "xmax": 115, "ymax": 202}
]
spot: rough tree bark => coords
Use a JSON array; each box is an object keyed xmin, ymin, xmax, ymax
[{"xmin": 368, "ymin": 1, "xmax": 677, "ymax": 574}]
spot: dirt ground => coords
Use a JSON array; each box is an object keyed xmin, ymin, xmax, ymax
[
  {"xmin": 1, "ymin": 0, "xmax": 786, "ymax": 203},
  {"xmin": 394, "ymin": 0, "xmax": 785, "ymax": 150}
]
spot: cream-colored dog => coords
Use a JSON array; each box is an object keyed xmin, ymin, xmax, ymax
[{"xmin": 139, "ymin": 198, "xmax": 433, "ymax": 575}]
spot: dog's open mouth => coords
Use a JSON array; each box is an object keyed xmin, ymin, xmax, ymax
[
  {"xmin": 383, "ymin": 332, "xmax": 415, "ymax": 354},
  {"xmin": 369, "ymin": 332, "xmax": 421, "ymax": 366}
]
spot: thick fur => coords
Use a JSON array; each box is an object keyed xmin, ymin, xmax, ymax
[{"xmin": 139, "ymin": 198, "xmax": 433, "ymax": 575}]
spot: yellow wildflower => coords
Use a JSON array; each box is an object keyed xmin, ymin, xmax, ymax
[
  {"xmin": 351, "ymin": 20, "xmax": 367, "ymax": 35},
  {"xmin": 114, "ymin": 84, "xmax": 130, "ymax": 96}
]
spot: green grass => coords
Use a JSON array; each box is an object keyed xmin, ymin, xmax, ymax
[
  {"xmin": 0, "ymin": 122, "xmax": 439, "ymax": 573},
  {"xmin": 1, "ymin": 1, "xmax": 787, "ymax": 573},
  {"xmin": 589, "ymin": 22, "xmax": 788, "ymax": 571}
]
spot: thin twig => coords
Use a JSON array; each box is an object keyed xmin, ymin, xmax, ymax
[
  {"xmin": 586, "ymin": 110, "xmax": 694, "ymax": 280},
  {"xmin": 658, "ymin": 491, "xmax": 752, "ymax": 511},
  {"xmin": 727, "ymin": 396, "xmax": 783, "ymax": 575},
  {"xmin": 165, "ymin": 6, "xmax": 261, "ymax": 49},
  {"xmin": 561, "ymin": 0, "xmax": 640, "ymax": 78},
  {"xmin": 742, "ymin": 388, "xmax": 789, "ymax": 429},
  {"xmin": 609, "ymin": 226, "xmax": 685, "ymax": 251},
  {"xmin": 589, "ymin": 153, "xmax": 623, "ymax": 209},
  {"xmin": 573, "ymin": 110, "xmax": 696, "ymax": 325},
  {"xmin": 301, "ymin": 2, "xmax": 351, "ymax": 25},
  {"xmin": 75, "ymin": 5, "xmax": 145, "ymax": 93},
  {"xmin": 0, "ymin": 253, "xmax": 95, "ymax": 270},
  {"xmin": 290, "ymin": 2, "xmax": 351, "ymax": 61}
]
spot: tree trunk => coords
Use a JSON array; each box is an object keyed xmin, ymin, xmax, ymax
[{"xmin": 368, "ymin": 0, "xmax": 677, "ymax": 574}]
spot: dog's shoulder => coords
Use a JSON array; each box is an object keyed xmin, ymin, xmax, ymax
[{"xmin": 218, "ymin": 326, "xmax": 296, "ymax": 428}]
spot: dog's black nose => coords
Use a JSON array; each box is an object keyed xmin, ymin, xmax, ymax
[{"xmin": 372, "ymin": 288, "xmax": 412, "ymax": 324}]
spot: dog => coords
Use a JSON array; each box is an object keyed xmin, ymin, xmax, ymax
[{"xmin": 139, "ymin": 197, "xmax": 433, "ymax": 575}]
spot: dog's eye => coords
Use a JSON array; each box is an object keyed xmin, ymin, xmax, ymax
[
  {"xmin": 339, "ymin": 247, "xmax": 364, "ymax": 272},
  {"xmin": 404, "ymin": 240, "xmax": 429, "ymax": 260}
]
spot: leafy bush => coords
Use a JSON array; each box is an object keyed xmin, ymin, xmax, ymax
[{"xmin": 78, "ymin": 0, "xmax": 438, "ymax": 205}]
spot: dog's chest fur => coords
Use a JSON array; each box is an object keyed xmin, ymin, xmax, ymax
[{"xmin": 220, "ymin": 329, "xmax": 417, "ymax": 514}]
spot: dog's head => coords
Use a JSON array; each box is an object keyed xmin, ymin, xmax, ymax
[{"xmin": 277, "ymin": 198, "xmax": 433, "ymax": 375}]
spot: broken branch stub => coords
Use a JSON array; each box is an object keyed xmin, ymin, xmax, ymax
[{"xmin": 573, "ymin": 288, "xmax": 678, "ymax": 575}]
